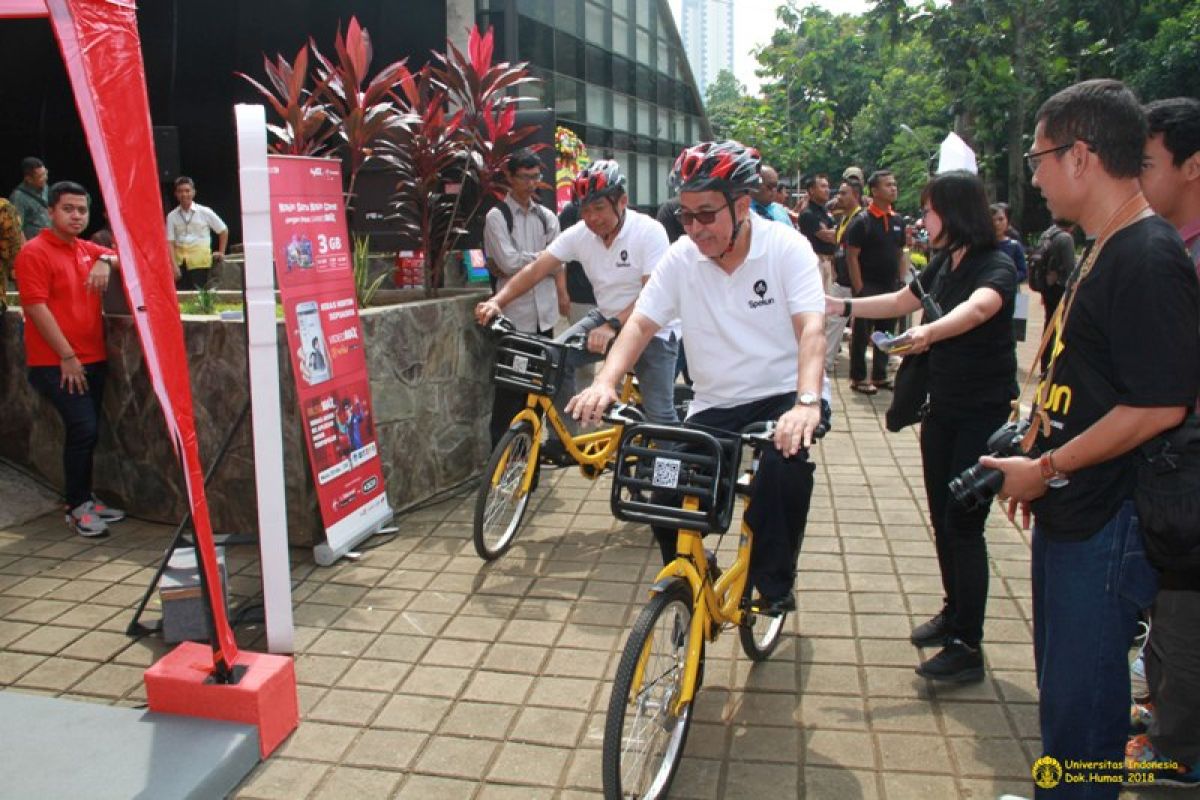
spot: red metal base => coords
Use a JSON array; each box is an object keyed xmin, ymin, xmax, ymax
[{"xmin": 144, "ymin": 641, "xmax": 298, "ymax": 758}]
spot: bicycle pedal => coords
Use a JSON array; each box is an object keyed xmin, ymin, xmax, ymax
[{"xmin": 749, "ymin": 594, "xmax": 796, "ymax": 617}]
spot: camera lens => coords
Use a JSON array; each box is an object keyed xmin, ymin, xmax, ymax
[{"xmin": 948, "ymin": 463, "xmax": 1006, "ymax": 510}]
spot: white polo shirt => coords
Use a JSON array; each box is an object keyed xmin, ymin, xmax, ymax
[
  {"xmin": 636, "ymin": 214, "xmax": 824, "ymax": 414},
  {"xmin": 547, "ymin": 208, "xmax": 678, "ymax": 341},
  {"xmin": 166, "ymin": 202, "xmax": 227, "ymax": 269}
]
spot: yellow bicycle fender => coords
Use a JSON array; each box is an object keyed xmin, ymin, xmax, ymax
[
  {"xmin": 506, "ymin": 409, "xmax": 542, "ymax": 495},
  {"xmin": 675, "ymin": 608, "xmax": 706, "ymax": 714}
]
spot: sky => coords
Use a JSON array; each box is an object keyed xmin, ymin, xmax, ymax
[{"xmin": 665, "ymin": 0, "xmax": 875, "ymax": 95}]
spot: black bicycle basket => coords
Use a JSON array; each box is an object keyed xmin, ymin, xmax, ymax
[
  {"xmin": 491, "ymin": 334, "xmax": 567, "ymax": 397},
  {"xmin": 610, "ymin": 423, "xmax": 742, "ymax": 534}
]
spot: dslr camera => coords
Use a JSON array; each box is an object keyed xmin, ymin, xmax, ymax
[{"xmin": 949, "ymin": 419, "xmax": 1036, "ymax": 509}]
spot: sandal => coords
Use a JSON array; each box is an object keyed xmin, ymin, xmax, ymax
[
  {"xmin": 873, "ymin": 380, "xmax": 893, "ymax": 391},
  {"xmin": 850, "ymin": 382, "xmax": 878, "ymax": 395}
]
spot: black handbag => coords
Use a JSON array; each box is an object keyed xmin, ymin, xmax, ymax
[
  {"xmin": 1134, "ymin": 413, "xmax": 1200, "ymax": 573},
  {"xmin": 885, "ymin": 263, "xmax": 943, "ymax": 433},
  {"xmin": 885, "ymin": 351, "xmax": 929, "ymax": 432}
]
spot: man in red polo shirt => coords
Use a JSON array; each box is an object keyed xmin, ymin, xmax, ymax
[{"xmin": 16, "ymin": 181, "xmax": 125, "ymax": 537}]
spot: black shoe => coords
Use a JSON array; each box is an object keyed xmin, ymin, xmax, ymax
[
  {"xmin": 750, "ymin": 593, "xmax": 796, "ymax": 616},
  {"xmin": 910, "ymin": 609, "xmax": 951, "ymax": 647},
  {"xmin": 915, "ymin": 638, "xmax": 984, "ymax": 683},
  {"xmin": 539, "ymin": 439, "xmax": 572, "ymax": 466}
]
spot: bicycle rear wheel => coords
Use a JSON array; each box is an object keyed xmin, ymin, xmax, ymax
[
  {"xmin": 602, "ymin": 580, "xmax": 696, "ymax": 800},
  {"xmin": 738, "ymin": 581, "xmax": 788, "ymax": 662},
  {"xmin": 472, "ymin": 421, "xmax": 535, "ymax": 561}
]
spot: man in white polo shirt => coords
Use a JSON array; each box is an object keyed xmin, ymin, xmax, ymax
[
  {"xmin": 567, "ymin": 141, "xmax": 826, "ymax": 614},
  {"xmin": 475, "ymin": 160, "xmax": 679, "ymax": 429}
]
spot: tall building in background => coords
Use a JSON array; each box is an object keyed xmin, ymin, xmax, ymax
[
  {"xmin": 478, "ymin": 0, "xmax": 710, "ymax": 210},
  {"xmin": 679, "ymin": 0, "xmax": 733, "ymax": 100}
]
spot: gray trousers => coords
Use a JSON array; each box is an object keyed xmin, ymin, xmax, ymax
[{"xmin": 1147, "ymin": 587, "xmax": 1200, "ymax": 763}]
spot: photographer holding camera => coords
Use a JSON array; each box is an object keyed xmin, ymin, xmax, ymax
[
  {"xmin": 980, "ymin": 81, "xmax": 1199, "ymax": 797},
  {"xmin": 826, "ymin": 169, "xmax": 1018, "ymax": 683}
]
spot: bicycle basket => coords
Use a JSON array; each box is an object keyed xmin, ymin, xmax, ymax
[
  {"xmin": 491, "ymin": 334, "xmax": 567, "ymax": 397},
  {"xmin": 610, "ymin": 423, "xmax": 742, "ymax": 534}
]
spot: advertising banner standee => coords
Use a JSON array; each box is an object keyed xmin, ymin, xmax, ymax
[{"xmin": 267, "ymin": 156, "xmax": 391, "ymax": 563}]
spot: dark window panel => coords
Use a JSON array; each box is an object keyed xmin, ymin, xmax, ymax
[{"xmin": 554, "ymin": 30, "xmax": 583, "ymax": 78}]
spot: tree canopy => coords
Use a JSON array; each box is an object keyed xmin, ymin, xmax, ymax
[{"xmin": 711, "ymin": 0, "xmax": 1200, "ymax": 232}]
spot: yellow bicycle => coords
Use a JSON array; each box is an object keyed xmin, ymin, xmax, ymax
[
  {"xmin": 600, "ymin": 416, "xmax": 822, "ymax": 799},
  {"xmin": 473, "ymin": 313, "xmax": 640, "ymax": 561}
]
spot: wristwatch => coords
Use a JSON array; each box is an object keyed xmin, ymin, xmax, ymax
[
  {"xmin": 797, "ymin": 392, "xmax": 819, "ymax": 407},
  {"xmin": 605, "ymin": 316, "xmax": 622, "ymax": 332},
  {"xmin": 1038, "ymin": 449, "xmax": 1070, "ymax": 489}
]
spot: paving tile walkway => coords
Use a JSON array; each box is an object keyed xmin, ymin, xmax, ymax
[{"xmin": 0, "ymin": 288, "xmax": 1161, "ymax": 799}]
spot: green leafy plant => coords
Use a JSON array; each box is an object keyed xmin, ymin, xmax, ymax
[
  {"xmin": 195, "ymin": 284, "xmax": 217, "ymax": 315},
  {"xmin": 352, "ymin": 234, "xmax": 388, "ymax": 308}
]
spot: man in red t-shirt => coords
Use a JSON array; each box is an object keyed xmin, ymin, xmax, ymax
[{"xmin": 16, "ymin": 181, "xmax": 125, "ymax": 537}]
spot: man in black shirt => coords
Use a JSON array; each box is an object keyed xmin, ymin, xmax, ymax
[
  {"xmin": 844, "ymin": 170, "xmax": 907, "ymax": 392},
  {"xmin": 797, "ymin": 173, "xmax": 837, "ymax": 290},
  {"xmin": 983, "ymin": 80, "xmax": 1199, "ymax": 796}
]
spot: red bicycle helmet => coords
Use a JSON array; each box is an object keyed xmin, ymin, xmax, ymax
[
  {"xmin": 669, "ymin": 141, "xmax": 762, "ymax": 196},
  {"xmin": 572, "ymin": 160, "xmax": 627, "ymax": 204}
]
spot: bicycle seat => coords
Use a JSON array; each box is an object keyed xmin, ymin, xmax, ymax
[{"xmin": 609, "ymin": 422, "xmax": 742, "ymax": 534}]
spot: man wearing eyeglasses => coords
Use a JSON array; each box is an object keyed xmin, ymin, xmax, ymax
[
  {"xmin": 567, "ymin": 141, "xmax": 826, "ymax": 616},
  {"xmin": 475, "ymin": 160, "xmax": 679, "ymax": 433},
  {"xmin": 981, "ymin": 79, "xmax": 1199, "ymax": 797},
  {"xmin": 481, "ymin": 148, "xmax": 562, "ymax": 446}
]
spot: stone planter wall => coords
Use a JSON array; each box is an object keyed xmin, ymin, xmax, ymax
[{"xmin": 0, "ymin": 288, "xmax": 493, "ymax": 546}]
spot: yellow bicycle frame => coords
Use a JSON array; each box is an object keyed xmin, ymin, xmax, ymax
[
  {"xmin": 633, "ymin": 495, "xmax": 756, "ymax": 715},
  {"xmin": 502, "ymin": 374, "xmax": 639, "ymax": 496}
]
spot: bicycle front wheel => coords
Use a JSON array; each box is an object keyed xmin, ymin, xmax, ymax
[
  {"xmin": 602, "ymin": 580, "xmax": 696, "ymax": 800},
  {"xmin": 472, "ymin": 421, "xmax": 535, "ymax": 561},
  {"xmin": 738, "ymin": 581, "xmax": 788, "ymax": 662}
]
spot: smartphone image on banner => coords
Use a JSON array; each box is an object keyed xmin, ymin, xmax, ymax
[{"xmin": 296, "ymin": 300, "xmax": 333, "ymax": 385}]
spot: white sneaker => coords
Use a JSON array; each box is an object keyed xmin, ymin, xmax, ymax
[
  {"xmin": 66, "ymin": 501, "xmax": 109, "ymax": 538},
  {"xmin": 89, "ymin": 495, "xmax": 125, "ymax": 523}
]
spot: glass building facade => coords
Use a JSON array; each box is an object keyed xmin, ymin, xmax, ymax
[{"xmin": 476, "ymin": 0, "xmax": 711, "ymax": 210}]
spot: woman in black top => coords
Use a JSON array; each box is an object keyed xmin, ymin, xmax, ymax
[{"xmin": 825, "ymin": 171, "xmax": 1017, "ymax": 683}]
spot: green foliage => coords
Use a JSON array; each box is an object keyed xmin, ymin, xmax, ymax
[
  {"xmin": 721, "ymin": 0, "xmax": 1198, "ymax": 225},
  {"xmin": 352, "ymin": 234, "xmax": 388, "ymax": 309}
]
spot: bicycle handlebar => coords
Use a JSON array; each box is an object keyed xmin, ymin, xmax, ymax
[{"xmin": 485, "ymin": 309, "xmax": 607, "ymax": 353}]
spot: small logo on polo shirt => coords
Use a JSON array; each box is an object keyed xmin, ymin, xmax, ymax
[
  {"xmin": 748, "ymin": 279, "xmax": 775, "ymax": 309},
  {"xmin": 615, "ymin": 249, "xmax": 631, "ymax": 268}
]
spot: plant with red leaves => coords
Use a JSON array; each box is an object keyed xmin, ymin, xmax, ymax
[
  {"xmin": 310, "ymin": 18, "xmax": 410, "ymax": 208},
  {"xmin": 377, "ymin": 25, "xmax": 541, "ymax": 295},
  {"xmin": 236, "ymin": 45, "xmax": 336, "ymax": 156}
]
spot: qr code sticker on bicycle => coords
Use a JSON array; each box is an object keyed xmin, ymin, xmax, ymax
[
  {"xmin": 511, "ymin": 355, "xmax": 529, "ymax": 374},
  {"xmin": 652, "ymin": 457, "xmax": 681, "ymax": 488}
]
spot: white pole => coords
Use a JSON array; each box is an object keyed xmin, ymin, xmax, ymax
[{"xmin": 235, "ymin": 104, "xmax": 295, "ymax": 654}]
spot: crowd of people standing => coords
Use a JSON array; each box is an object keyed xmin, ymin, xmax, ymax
[{"xmin": 5, "ymin": 73, "xmax": 1199, "ymax": 797}]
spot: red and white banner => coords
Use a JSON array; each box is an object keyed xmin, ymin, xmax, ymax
[{"xmin": 267, "ymin": 157, "xmax": 390, "ymax": 552}]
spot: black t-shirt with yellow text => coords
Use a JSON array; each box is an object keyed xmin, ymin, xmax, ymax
[{"xmin": 1031, "ymin": 216, "xmax": 1200, "ymax": 540}]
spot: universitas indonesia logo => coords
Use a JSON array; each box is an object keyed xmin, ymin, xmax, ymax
[{"xmin": 1033, "ymin": 755, "xmax": 1063, "ymax": 789}]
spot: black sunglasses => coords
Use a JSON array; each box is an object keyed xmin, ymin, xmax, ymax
[{"xmin": 674, "ymin": 206, "xmax": 724, "ymax": 226}]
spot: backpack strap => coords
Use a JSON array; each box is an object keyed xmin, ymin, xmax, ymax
[{"xmin": 496, "ymin": 202, "xmax": 515, "ymax": 235}]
